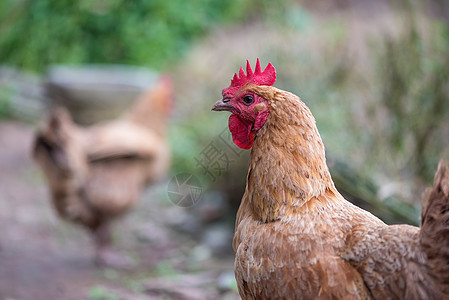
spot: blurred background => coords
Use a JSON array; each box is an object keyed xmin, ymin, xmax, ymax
[{"xmin": 0, "ymin": 0, "xmax": 448, "ymax": 299}]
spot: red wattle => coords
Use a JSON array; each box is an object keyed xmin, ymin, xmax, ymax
[{"xmin": 229, "ymin": 114, "xmax": 254, "ymax": 150}]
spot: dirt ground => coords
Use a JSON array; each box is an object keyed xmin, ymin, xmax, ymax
[{"xmin": 0, "ymin": 121, "xmax": 238, "ymax": 300}]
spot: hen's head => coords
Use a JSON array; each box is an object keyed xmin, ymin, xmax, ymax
[{"xmin": 212, "ymin": 59, "xmax": 276, "ymax": 149}]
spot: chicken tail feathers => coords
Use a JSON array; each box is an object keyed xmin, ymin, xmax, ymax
[
  {"xmin": 32, "ymin": 107, "xmax": 85, "ymax": 177},
  {"xmin": 419, "ymin": 159, "xmax": 449, "ymax": 292}
]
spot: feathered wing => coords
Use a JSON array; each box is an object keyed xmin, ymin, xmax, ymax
[
  {"xmin": 86, "ymin": 120, "xmax": 164, "ymax": 162},
  {"xmin": 342, "ymin": 160, "xmax": 449, "ymax": 300},
  {"xmin": 82, "ymin": 120, "xmax": 169, "ymax": 216},
  {"xmin": 342, "ymin": 224, "xmax": 426, "ymax": 299}
]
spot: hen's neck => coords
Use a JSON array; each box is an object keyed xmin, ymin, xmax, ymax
[
  {"xmin": 123, "ymin": 89, "xmax": 168, "ymax": 137},
  {"xmin": 245, "ymin": 87, "xmax": 336, "ymax": 222}
]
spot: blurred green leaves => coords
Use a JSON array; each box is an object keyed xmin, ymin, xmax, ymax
[
  {"xmin": 0, "ymin": 0, "xmax": 254, "ymax": 72},
  {"xmin": 88, "ymin": 286, "xmax": 118, "ymax": 300},
  {"xmin": 0, "ymin": 85, "xmax": 13, "ymax": 118},
  {"xmin": 378, "ymin": 17, "xmax": 449, "ymax": 180}
]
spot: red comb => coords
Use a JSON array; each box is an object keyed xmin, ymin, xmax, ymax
[{"xmin": 223, "ymin": 58, "xmax": 276, "ymax": 95}]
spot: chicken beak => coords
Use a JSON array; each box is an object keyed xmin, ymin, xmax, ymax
[{"xmin": 211, "ymin": 99, "xmax": 234, "ymax": 112}]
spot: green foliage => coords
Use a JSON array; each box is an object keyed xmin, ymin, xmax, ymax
[
  {"xmin": 0, "ymin": 85, "xmax": 13, "ymax": 118},
  {"xmin": 377, "ymin": 17, "xmax": 449, "ymax": 180},
  {"xmin": 88, "ymin": 286, "xmax": 118, "ymax": 300},
  {"xmin": 0, "ymin": 0, "xmax": 250, "ymax": 72},
  {"xmin": 154, "ymin": 259, "xmax": 178, "ymax": 278}
]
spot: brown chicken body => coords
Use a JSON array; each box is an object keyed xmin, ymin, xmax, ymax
[
  {"xmin": 33, "ymin": 78, "xmax": 171, "ymax": 266},
  {"xmin": 213, "ymin": 59, "xmax": 449, "ymax": 299}
]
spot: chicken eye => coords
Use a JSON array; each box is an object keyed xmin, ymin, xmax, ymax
[{"xmin": 242, "ymin": 95, "xmax": 254, "ymax": 105}]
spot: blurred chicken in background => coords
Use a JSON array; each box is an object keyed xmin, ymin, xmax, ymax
[{"xmin": 32, "ymin": 77, "xmax": 172, "ymax": 267}]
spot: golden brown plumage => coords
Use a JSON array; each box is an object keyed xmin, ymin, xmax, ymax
[
  {"xmin": 213, "ymin": 60, "xmax": 449, "ymax": 299},
  {"xmin": 33, "ymin": 78, "xmax": 172, "ymax": 266}
]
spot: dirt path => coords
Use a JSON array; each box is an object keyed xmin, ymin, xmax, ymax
[{"xmin": 0, "ymin": 121, "xmax": 238, "ymax": 300}]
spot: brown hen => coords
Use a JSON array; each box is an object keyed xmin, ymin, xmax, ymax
[
  {"xmin": 212, "ymin": 59, "xmax": 449, "ymax": 299},
  {"xmin": 33, "ymin": 77, "xmax": 172, "ymax": 267}
]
